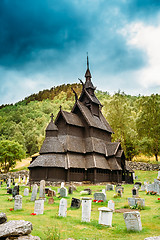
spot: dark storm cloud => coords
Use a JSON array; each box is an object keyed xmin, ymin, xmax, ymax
[{"xmin": 0, "ymin": 0, "xmax": 90, "ymax": 68}]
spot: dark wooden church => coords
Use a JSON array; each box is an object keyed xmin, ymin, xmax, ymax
[{"xmin": 28, "ymin": 59, "xmax": 133, "ymax": 184}]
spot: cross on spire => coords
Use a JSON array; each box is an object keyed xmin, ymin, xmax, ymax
[{"xmin": 50, "ymin": 113, "xmax": 54, "ymax": 121}]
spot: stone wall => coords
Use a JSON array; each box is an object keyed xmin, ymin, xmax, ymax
[
  {"xmin": 127, "ymin": 161, "xmax": 160, "ymax": 171},
  {"xmin": 0, "ymin": 170, "xmax": 29, "ymax": 179}
]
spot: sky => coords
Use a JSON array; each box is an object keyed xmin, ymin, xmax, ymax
[{"xmin": 1, "ymin": 0, "xmax": 160, "ymax": 105}]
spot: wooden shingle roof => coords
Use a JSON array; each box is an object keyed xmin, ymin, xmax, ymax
[
  {"xmin": 55, "ymin": 110, "xmax": 84, "ymax": 127},
  {"xmin": 107, "ymin": 157, "xmax": 122, "ymax": 170},
  {"xmin": 105, "ymin": 142, "xmax": 120, "ymax": 156},
  {"xmin": 66, "ymin": 153, "xmax": 86, "ymax": 169},
  {"xmin": 39, "ymin": 137, "xmax": 64, "ymax": 154},
  {"xmin": 85, "ymin": 154, "xmax": 111, "ymax": 169}
]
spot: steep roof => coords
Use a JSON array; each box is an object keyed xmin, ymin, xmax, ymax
[
  {"xmin": 39, "ymin": 137, "xmax": 64, "ymax": 154},
  {"xmin": 107, "ymin": 157, "xmax": 122, "ymax": 170},
  {"xmin": 75, "ymin": 100, "xmax": 113, "ymax": 133},
  {"xmin": 55, "ymin": 110, "xmax": 84, "ymax": 127},
  {"xmin": 46, "ymin": 121, "xmax": 58, "ymax": 131},
  {"xmin": 79, "ymin": 88, "xmax": 101, "ymax": 105},
  {"xmin": 29, "ymin": 153, "xmax": 67, "ymax": 169},
  {"xmin": 85, "ymin": 154, "xmax": 111, "ymax": 169},
  {"xmin": 106, "ymin": 142, "xmax": 120, "ymax": 156},
  {"xmin": 66, "ymin": 153, "xmax": 86, "ymax": 169}
]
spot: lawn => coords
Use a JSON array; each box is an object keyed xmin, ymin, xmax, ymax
[{"xmin": 0, "ymin": 170, "xmax": 160, "ymax": 240}]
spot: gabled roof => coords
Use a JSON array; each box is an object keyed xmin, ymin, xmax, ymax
[
  {"xmin": 55, "ymin": 110, "xmax": 84, "ymax": 127},
  {"xmin": 85, "ymin": 137, "xmax": 107, "ymax": 155},
  {"xmin": 64, "ymin": 136, "xmax": 86, "ymax": 153},
  {"xmin": 39, "ymin": 137, "xmax": 64, "ymax": 154},
  {"xmin": 75, "ymin": 100, "xmax": 113, "ymax": 133},
  {"xmin": 79, "ymin": 88, "xmax": 101, "ymax": 106},
  {"xmin": 105, "ymin": 142, "xmax": 120, "ymax": 156}
]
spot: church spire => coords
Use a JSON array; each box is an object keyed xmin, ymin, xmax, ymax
[{"xmin": 85, "ymin": 54, "xmax": 92, "ymax": 80}]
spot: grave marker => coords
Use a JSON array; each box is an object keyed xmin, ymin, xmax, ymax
[
  {"xmin": 31, "ymin": 184, "xmax": 38, "ymax": 201},
  {"xmin": 123, "ymin": 211, "xmax": 142, "ymax": 231},
  {"xmin": 60, "ymin": 187, "xmax": 68, "ymax": 197},
  {"xmin": 58, "ymin": 198, "xmax": 67, "ymax": 217},
  {"xmin": 34, "ymin": 199, "xmax": 44, "ymax": 215},
  {"xmin": 23, "ymin": 188, "xmax": 29, "ymax": 196},
  {"xmin": 98, "ymin": 207, "xmax": 113, "ymax": 227},
  {"xmin": 81, "ymin": 197, "xmax": 92, "ymax": 222},
  {"xmin": 71, "ymin": 198, "xmax": 81, "ymax": 208},
  {"xmin": 14, "ymin": 195, "xmax": 22, "ymax": 210},
  {"xmin": 108, "ymin": 200, "xmax": 115, "ymax": 211},
  {"xmin": 39, "ymin": 180, "xmax": 46, "ymax": 200},
  {"xmin": 94, "ymin": 192, "xmax": 106, "ymax": 202}
]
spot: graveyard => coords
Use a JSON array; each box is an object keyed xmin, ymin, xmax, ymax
[{"xmin": 0, "ymin": 170, "xmax": 160, "ymax": 240}]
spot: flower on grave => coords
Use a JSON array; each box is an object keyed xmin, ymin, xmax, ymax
[
  {"xmin": 98, "ymin": 200, "xmax": 103, "ymax": 203},
  {"xmin": 30, "ymin": 213, "xmax": 36, "ymax": 215},
  {"xmin": 158, "ymin": 198, "xmax": 160, "ymax": 200},
  {"xmin": 9, "ymin": 208, "xmax": 14, "ymax": 211},
  {"xmin": 93, "ymin": 200, "xmax": 97, "ymax": 202}
]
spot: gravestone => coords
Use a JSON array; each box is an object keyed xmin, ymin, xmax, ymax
[
  {"xmin": 81, "ymin": 197, "xmax": 92, "ymax": 222},
  {"xmin": 31, "ymin": 184, "xmax": 38, "ymax": 201},
  {"xmin": 94, "ymin": 192, "xmax": 106, "ymax": 202},
  {"xmin": 106, "ymin": 184, "xmax": 114, "ymax": 191},
  {"xmin": 154, "ymin": 179, "xmax": 160, "ymax": 195},
  {"xmin": 39, "ymin": 180, "xmax": 46, "ymax": 200},
  {"xmin": 80, "ymin": 190, "xmax": 89, "ymax": 195},
  {"xmin": 14, "ymin": 195, "xmax": 22, "ymax": 210},
  {"xmin": 123, "ymin": 211, "xmax": 142, "ymax": 231},
  {"xmin": 12, "ymin": 185, "xmax": 19, "ymax": 198},
  {"xmin": 84, "ymin": 188, "xmax": 92, "ymax": 195},
  {"xmin": 71, "ymin": 198, "xmax": 81, "ymax": 208},
  {"xmin": 157, "ymin": 171, "xmax": 160, "ymax": 179},
  {"xmin": 45, "ymin": 188, "xmax": 50, "ymax": 194},
  {"xmin": 7, "ymin": 178, "xmax": 11, "ymax": 188},
  {"xmin": 147, "ymin": 183, "xmax": 155, "ymax": 193},
  {"xmin": 61, "ymin": 182, "xmax": 65, "ymax": 188},
  {"xmin": 26, "ymin": 176, "xmax": 29, "ymax": 185},
  {"xmin": 115, "ymin": 186, "xmax": 124, "ymax": 193},
  {"xmin": 23, "ymin": 188, "xmax": 29, "ymax": 196},
  {"xmin": 144, "ymin": 236, "xmax": 160, "ymax": 240},
  {"xmin": 128, "ymin": 198, "xmax": 145, "ymax": 207},
  {"xmin": 60, "ymin": 187, "xmax": 68, "ymax": 197},
  {"xmin": 34, "ymin": 199, "xmax": 44, "ymax": 215},
  {"xmin": 48, "ymin": 197, "xmax": 54, "ymax": 204},
  {"xmin": 141, "ymin": 185, "xmax": 146, "ymax": 191},
  {"xmin": 128, "ymin": 197, "xmax": 136, "ymax": 206},
  {"xmin": 48, "ymin": 189, "xmax": 56, "ymax": 197},
  {"xmin": 98, "ymin": 207, "xmax": 113, "ymax": 227},
  {"xmin": 68, "ymin": 186, "xmax": 73, "ymax": 194},
  {"xmin": 7, "ymin": 188, "xmax": 12, "ymax": 194},
  {"xmin": 132, "ymin": 187, "xmax": 139, "ymax": 198},
  {"xmin": 58, "ymin": 198, "xmax": 67, "ymax": 217},
  {"xmin": 108, "ymin": 200, "xmax": 115, "ymax": 211},
  {"xmin": 117, "ymin": 189, "xmax": 123, "ymax": 197},
  {"xmin": 132, "ymin": 172, "xmax": 135, "ymax": 181}
]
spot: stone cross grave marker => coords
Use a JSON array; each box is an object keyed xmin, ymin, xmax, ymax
[
  {"xmin": 34, "ymin": 199, "xmax": 44, "ymax": 215},
  {"xmin": 31, "ymin": 184, "xmax": 38, "ymax": 201},
  {"xmin": 58, "ymin": 198, "xmax": 67, "ymax": 217},
  {"xmin": 108, "ymin": 200, "xmax": 115, "ymax": 211},
  {"xmin": 98, "ymin": 207, "xmax": 113, "ymax": 227},
  {"xmin": 39, "ymin": 180, "xmax": 46, "ymax": 200},
  {"xmin": 71, "ymin": 198, "xmax": 81, "ymax": 208},
  {"xmin": 60, "ymin": 187, "xmax": 68, "ymax": 197},
  {"xmin": 23, "ymin": 188, "xmax": 29, "ymax": 196},
  {"xmin": 123, "ymin": 211, "xmax": 142, "ymax": 231},
  {"xmin": 14, "ymin": 195, "xmax": 22, "ymax": 210},
  {"xmin": 81, "ymin": 197, "xmax": 92, "ymax": 222},
  {"xmin": 94, "ymin": 192, "xmax": 106, "ymax": 202}
]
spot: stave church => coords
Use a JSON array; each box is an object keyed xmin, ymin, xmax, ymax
[{"xmin": 28, "ymin": 58, "xmax": 133, "ymax": 184}]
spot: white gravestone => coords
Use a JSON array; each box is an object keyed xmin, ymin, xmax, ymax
[
  {"xmin": 8, "ymin": 178, "xmax": 11, "ymax": 188},
  {"xmin": 14, "ymin": 195, "xmax": 22, "ymax": 210},
  {"xmin": 154, "ymin": 179, "xmax": 160, "ymax": 195},
  {"xmin": 98, "ymin": 207, "xmax": 113, "ymax": 227},
  {"xmin": 18, "ymin": 175, "xmax": 21, "ymax": 183},
  {"xmin": 34, "ymin": 199, "xmax": 44, "ymax": 215},
  {"xmin": 39, "ymin": 180, "xmax": 46, "ymax": 200},
  {"xmin": 132, "ymin": 172, "xmax": 135, "ymax": 181},
  {"xmin": 81, "ymin": 197, "xmax": 92, "ymax": 222},
  {"xmin": 23, "ymin": 175, "xmax": 26, "ymax": 184},
  {"xmin": 31, "ymin": 184, "xmax": 38, "ymax": 201},
  {"xmin": 61, "ymin": 182, "xmax": 65, "ymax": 188},
  {"xmin": 58, "ymin": 198, "xmax": 67, "ymax": 217},
  {"xmin": 157, "ymin": 171, "xmax": 160, "ymax": 179},
  {"xmin": 26, "ymin": 177, "xmax": 29, "ymax": 185},
  {"xmin": 123, "ymin": 211, "xmax": 142, "ymax": 231},
  {"xmin": 108, "ymin": 200, "xmax": 115, "ymax": 211},
  {"xmin": 23, "ymin": 188, "xmax": 29, "ymax": 196},
  {"xmin": 60, "ymin": 187, "xmax": 68, "ymax": 197},
  {"xmin": 144, "ymin": 236, "xmax": 160, "ymax": 240},
  {"xmin": 106, "ymin": 184, "xmax": 114, "ymax": 191}
]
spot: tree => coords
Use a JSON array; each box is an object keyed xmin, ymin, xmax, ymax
[
  {"xmin": 136, "ymin": 94, "xmax": 160, "ymax": 161},
  {"xmin": 0, "ymin": 140, "xmax": 25, "ymax": 172}
]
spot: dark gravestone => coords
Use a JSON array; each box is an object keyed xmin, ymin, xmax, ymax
[
  {"xmin": 135, "ymin": 182, "xmax": 142, "ymax": 187},
  {"xmin": 84, "ymin": 188, "xmax": 92, "ymax": 195},
  {"xmin": 48, "ymin": 189, "xmax": 56, "ymax": 197},
  {"xmin": 71, "ymin": 198, "xmax": 81, "ymax": 208},
  {"xmin": 7, "ymin": 188, "xmax": 12, "ymax": 194},
  {"xmin": 45, "ymin": 188, "xmax": 50, "ymax": 194},
  {"xmin": 68, "ymin": 186, "xmax": 73, "ymax": 194},
  {"xmin": 0, "ymin": 213, "xmax": 7, "ymax": 224},
  {"xmin": 12, "ymin": 185, "xmax": 19, "ymax": 198}
]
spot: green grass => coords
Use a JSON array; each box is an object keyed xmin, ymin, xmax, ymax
[{"xmin": 0, "ymin": 170, "xmax": 160, "ymax": 239}]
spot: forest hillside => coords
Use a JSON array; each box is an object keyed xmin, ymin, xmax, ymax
[{"xmin": 0, "ymin": 83, "xmax": 160, "ymax": 162}]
